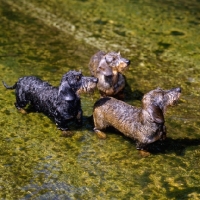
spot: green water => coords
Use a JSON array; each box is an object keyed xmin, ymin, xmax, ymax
[{"xmin": 0, "ymin": 0, "xmax": 200, "ymax": 199}]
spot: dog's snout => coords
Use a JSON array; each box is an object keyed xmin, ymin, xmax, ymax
[
  {"xmin": 170, "ymin": 87, "xmax": 181, "ymax": 93},
  {"xmin": 175, "ymin": 87, "xmax": 181, "ymax": 93},
  {"xmin": 126, "ymin": 59, "xmax": 131, "ymax": 65},
  {"xmin": 93, "ymin": 77, "xmax": 98, "ymax": 83},
  {"xmin": 122, "ymin": 58, "xmax": 130, "ymax": 66}
]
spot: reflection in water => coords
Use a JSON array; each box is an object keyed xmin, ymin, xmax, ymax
[{"xmin": 0, "ymin": 0, "xmax": 200, "ymax": 199}]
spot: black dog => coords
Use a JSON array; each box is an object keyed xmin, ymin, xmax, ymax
[{"xmin": 3, "ymin": 70, "xmax": 98, "ymax": 136}]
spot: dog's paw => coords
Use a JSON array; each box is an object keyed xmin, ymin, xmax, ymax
[
  {"xmin": 18, "ymin": 108, "xmax": 27, "ymax": 114},
  {"xmin": 60, "ymin": 130, "xmax": 74, "ymax": 137},
  {"xmin": 94, "ymin": 128, "xmax": 107, "ymax": 139},
  {"xmin": 139, "ymin": 150, "xmax": 151, "ymax": 157}
]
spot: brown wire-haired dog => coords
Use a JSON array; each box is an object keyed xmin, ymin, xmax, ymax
[
  {"xmin": 93, "ymin": 87, "xmax": 181, "ymax": 150},
  {"xmin": 89, "ymin": 51, "xmax": 130, "ymax": 99}
]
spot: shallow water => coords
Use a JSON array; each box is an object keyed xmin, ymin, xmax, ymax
[{"xmin": 0, "ymin": 0, "xmax": 200, "ymax": 199}]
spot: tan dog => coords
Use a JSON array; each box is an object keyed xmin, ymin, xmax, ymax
[
  {"xmin": 93, "ymin": 87, "xmax": 181, "ymax": 150},
  {"xmin": 89, "ymin": 51, "xmax": 130, "ymax": 99}
]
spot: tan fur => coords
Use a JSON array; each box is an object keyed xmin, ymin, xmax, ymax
[
  {"xmin": 89, "ymin": 51, "xmax": 130, "ymax": 99},
  {"xmin": 93, "ymin": 87, "xmax": 181, "ymax": 150}
]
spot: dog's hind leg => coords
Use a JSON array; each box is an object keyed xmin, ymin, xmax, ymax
[
  {"xmin": 15, "ymin": 96, "xmax": 29, "ymax": 114},
  {"xmin": 136, "ymin": 141, "xmax": 147, "ymax": 150}
]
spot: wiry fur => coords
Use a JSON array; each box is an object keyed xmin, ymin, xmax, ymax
[
  {"xmin": 3, "ymin": 70, "xmax": 98, "ymax": 136},
  {"xmin": 93, "ymin": 87, "xmax": 181, "ymax": 150},
  {"xmin": 89, "ymin": 51, "xmax": 130, "ymax": 99}
]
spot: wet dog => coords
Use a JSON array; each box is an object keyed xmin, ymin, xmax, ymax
[
  {"xmin": 89, "ymin": 51, "xmax": 130, "ymax": 99},
  {"xmin": 93, "ymin": 87, "xmax": 181, "ymax": 150},
  {"xmin": 3, "ymin": 70, "xmax": 98, "ymax": 136}
]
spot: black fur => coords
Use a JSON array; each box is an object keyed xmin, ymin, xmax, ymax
[{"xmin": 3, "ymin": 70, "xmax": 98, "ymax": 134}]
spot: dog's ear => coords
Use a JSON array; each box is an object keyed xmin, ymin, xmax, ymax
[
  {"xmin": 142, "ymin": 94, "xmax": 164, "ymax": 124},
  {"xmin": 97, "ymin": 59, "xmax": 113, "ymax": 76},
  {"xmin": 148, "ymin": 104, "xmax": 164, "ymax": 124},
  {"xmin": 58, "ymin": 81, "xmax": 76, "ymax": 101}
]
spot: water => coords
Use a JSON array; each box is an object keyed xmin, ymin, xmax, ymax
[{"xmin": 0, "ymin": 0, "xmax": 200, "ymax": 199}]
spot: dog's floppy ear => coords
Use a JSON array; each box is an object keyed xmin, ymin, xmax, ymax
[
  {"xmin": 97, "ymin": 57, "xmax": 113, "ymax": 76},
  {"xmin": 142, "ymin": 94, "xmax": 164, "ymax": 124},
  {"xmin": 58, "ymin": 81, "xmax": 76, "ymax": 101},
  {"xmin": 97, "ymin": 63, "xmax": 113, "ymax": 76},
  {"xmin": 148, "ymin": 103, "xmax": 164, "ymax": 124}
]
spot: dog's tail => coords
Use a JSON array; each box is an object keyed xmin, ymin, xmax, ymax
[{"xmin": 2, "ymin": 81, "xmax": 17, "ymax": 89}]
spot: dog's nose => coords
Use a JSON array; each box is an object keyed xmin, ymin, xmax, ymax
[
  {"xmin": 126, "ymin": 60, "xmax": 131, "ymax": 65},
  {"xmin": 175, "ymin": 87, "xmax": 181, "ymax": 93},
  {"xmin": 93, "ymin": 77, "xmax": 98, "ymax": 83}
]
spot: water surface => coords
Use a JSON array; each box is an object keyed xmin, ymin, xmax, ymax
[{"xmin": 1, "ymin": 0, "xmax": 200, "ymax": 199}]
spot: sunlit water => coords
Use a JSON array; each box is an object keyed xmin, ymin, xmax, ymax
[{"xmin": 0, "ymin": 0, "xmax": 200, "ymax": 199}]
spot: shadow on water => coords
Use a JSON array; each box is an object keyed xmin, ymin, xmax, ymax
[
  {"xmin": 120, "ymin": 76, "xmax": 144, "ymax": 101},
  {"xmin": 165, "ymin": 186, "xmax": 200, "ymax": 200},
  {"xmin": 1, "ymin": 0, "xmax": 200, "ymax": 199},
  {"xmin": 21, "ymin": 105, "xmax": 91, "ymax": 135},
  {"xmin": 144, "ymin": 137, "xmax": 200, "ymax": 155},
  {"xmin": 94, "ymin": 127, "xmax": 200, "ymax": 156}
]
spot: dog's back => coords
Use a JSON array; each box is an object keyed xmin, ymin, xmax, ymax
[
  {"xmin": 17, "ymin": 76, "xmax": 53, "ymax": 91},
  {"xmin": 93, "ymin": 97, "xmax": 141, "ymax": 137},
  {"xmin": 16, "ymin": 76, "xmax": 59, "ymax": 112},
  {"xmin": 18, "ymin": 76, "xmax": 56, "ymax": 97}
]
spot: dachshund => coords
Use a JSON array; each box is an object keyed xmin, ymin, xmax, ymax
[
  {"xmin": 93, "ymin": 87, "xmax": 181, "ymax": 150},
  {"xmin": 3, "ymin": 70, "xmax": 98, "ymax": 136},
  {"xmin": 89, "ymin": 51, "xmax": 130, "ymax": 100}
]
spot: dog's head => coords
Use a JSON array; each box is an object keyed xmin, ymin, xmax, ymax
[
  {"xmin": 142, "ymin": 87, "xmax": 181, "ymax": 124},
  {"xmin": 58, "ymin": 70, "xmax": 98, "ymax": 101},
  {"xmin": 76, "ymin": 75, "xmax": 98, "ymax": 95},
  {"xmin": 97, "ymin": 52, "xmax": 130, "ymax": 76},
  {"xmin": 104, "ymin": 52, "xmax": 130, "ymax": 74}
]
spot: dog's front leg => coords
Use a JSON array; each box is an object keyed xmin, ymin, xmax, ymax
[
  {"xmin": 61, "ymin": 130, "xmax": 74, "ymax": 137},
  {"xmin": 113, "ymin": 75, "xmax": 125, "ymax": 99},
  {"xmin": 59, "ymin": 126, "xmax": 74, "ymax": 137},
  {"xmin": 76, "ymin": 109, "xmax": 83, "ymax": 126},
  {"xmin": 136, "ymin": 141, "xmax": 147, "ymax": 150},
  {"xmin": 160, "ymin": 125, "xmax": 167, "ymax": 140},
  {"xmin": 55, "ymin": 118, "xmax": 74, "ymax": 137}
]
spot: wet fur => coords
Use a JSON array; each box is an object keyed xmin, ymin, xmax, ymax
[
  {"xmin": 89, "ymin": 51, "xmax": 130, "ymax": 99},
  {"xmin": 3, "ymin": 70, "xmax": 98, "ymax": 135},
  {"xmin": 93, "ymin": 87, "xmax": 181, "ymax": 150}
]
